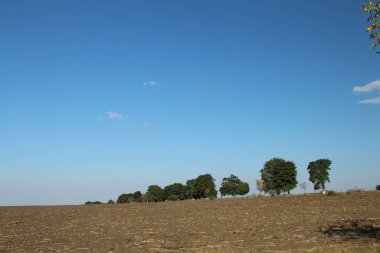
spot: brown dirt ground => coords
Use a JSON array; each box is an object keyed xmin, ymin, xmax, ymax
[{"xmin": 0, "ymin": 191, "xmax": 379, "ymax": 253}]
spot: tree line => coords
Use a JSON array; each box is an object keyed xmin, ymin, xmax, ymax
[
  {"xmin": 85, "ymin": 158, "xmax": 333, "ymax": 204},
  {"xmin": 116, "ymin": 173, "xmax": 218, "ymax": 203}
]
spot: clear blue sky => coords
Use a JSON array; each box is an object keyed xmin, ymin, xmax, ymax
[{"xmin": 1, "ymin": 0, "xmax": 379, "ymax": 206}]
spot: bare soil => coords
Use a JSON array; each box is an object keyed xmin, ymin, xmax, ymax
[{"xmin": 0, "ymin": 191, "xmax": 379, "ymax": 252}]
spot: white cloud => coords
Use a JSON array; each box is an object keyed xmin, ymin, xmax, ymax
[
  {"xmin": 143, "ymin": 80, "xmax": 157, "ymax": 86},
  {"xmin": 353, "ymin": 80, "xmax": 380, "ymax": 92},
  {"xmin": 143, "ymin": 121, "xmax": 154, "ymax": 127},
  {"xmin": 358, "ymin": 96, "xmax": 380, "ymax": 104},
  {"xmin": 106, "ymin": 111, "xmax": 128, "ymax": 120}
]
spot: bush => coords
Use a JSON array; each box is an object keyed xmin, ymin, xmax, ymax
[
  {"xmin": 107, "ymin": 199, "xmax": 115, "ymax": 204},
  {"xmin": 85, "ymin": 201, "xmax": 102, "ymax": 205},
  {"xmin": 346, "ymin": 188, "xmax": 364, "ymax": 195},
  {"xmin": 377, "ymin": 185, "xmax": 380, "ymax": 190},
  {"xmin": 327, "ymin": 190, "xmax": 337, "ymax": 196}
]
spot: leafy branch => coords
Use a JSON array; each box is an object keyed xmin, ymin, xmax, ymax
[{"xmin": 362, "ymin": 0, "xmax": 380, "ymax": 53}]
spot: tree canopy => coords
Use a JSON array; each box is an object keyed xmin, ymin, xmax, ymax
[
  {"xmin": 220, "ymin": 174, "xmax": 250, "ymax": 197},
  {"xmin": 146, "ymin": 185, "xmax": 165, "ymax": 202},
  {"xmin": 164, "ymin": 183, "xmax": 186, "ymax": 201},
  {"xmin": 193, "ymin": 174, "xmax": 218, "ymax": 199},
  {"xmin": 237, "ymin": 182, "xmax": 250, "ymax": 196},
  {"xmin": 220, "ymin": 174, "xmax": 242, "ymax": 197},
  {"xmin": 185, "ymin": 179, "xmax": 197, "ymax": 199},
  {"xmin": 307, "ymin": 159, "xmax": 332, "ymax": 191},
  {"xmin": 116, "ymin": 191, "xmax": 143, "ymax": 203},
  {"xmin": 260, "ymin": 158, "xmax": 298, "ymax": 195},
  {"xmin": 117, "ymin": 193, "xmax": 134, "ymax": 204},
  {"xmin": 362, "ymin": 0, "xmax": 380, "ymax": 52},
  {"xmin": 133, "ymin": 191, "xmax": 143, "ymax": 203}
]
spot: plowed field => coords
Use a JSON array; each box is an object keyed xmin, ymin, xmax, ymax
[{"xmin": 1, "ymin": 191, "xmax": 379, "ymax": 252}]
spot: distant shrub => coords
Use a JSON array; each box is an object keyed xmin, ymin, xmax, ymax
[
  {"xmin": 327, "ymin": 190, "xmax": 337, "ymax": 196},
  {"xmin": 85, "ymin": 201, "xmax": 102, "ymax": 205},
  {"xmin": 107, "ymin": 199, "xmax": 115, "ymax": 204},
  {"xmin": 346, "ymin": 188, "xmax": 364, "ymax": 195},
  {"xmin": 377, "ymin": 185, "xmax": 380, "ymax": 190}
]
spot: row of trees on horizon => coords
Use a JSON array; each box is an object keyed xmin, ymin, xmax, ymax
[{"xmin": 85, "ymin": 158, "xmax": 332, "ymax": 205}]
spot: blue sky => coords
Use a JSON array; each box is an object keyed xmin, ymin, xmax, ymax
[{"xmin": 0, "ymin": 0, "xmax": 379, "ymax": 205}]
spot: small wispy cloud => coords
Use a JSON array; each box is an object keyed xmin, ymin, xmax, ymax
[
  {"xmin": 142, "ymin": 80, "xmax": 157, "ymax": 86},
  {"xmin": 143, "ymin": 121, "xmax": 155, "ymax": 127},
  {"xmin": 358, "ymin": 96, "xmax": 380, "ymax": 104},
  {"xmin": 353, "ymin": 80, "xmax": 380, "ymax": 93},
  {"xmin": 106, "ymin": 111, "xmax": 128, "ymax": 120}
]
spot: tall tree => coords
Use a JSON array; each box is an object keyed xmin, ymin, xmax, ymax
[
  {"xmin": 194, "ymin": 174, "xmax": 218, "ymax": 199},
  {"xmin": 219, "ymin": 174, "xmax": 242, "ymax": 197},
  {"xmin": 219, "ymin": 174, "xmax": 250, "ymax": 197},
  {"xmin": 307, "ymin": 159, "xmax": 332, "ymax": 191},
  {"xmin": 260, "ymin": 158, "xmax": 298, "ymax": 195},
  {"xmin": 146, "ymin": 185, "xmax": 165, "ymax": 202},
  {"xmin": 362, "ymin": 0, "xmax": 380, "ymax": 53}
]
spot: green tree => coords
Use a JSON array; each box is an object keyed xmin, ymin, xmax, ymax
[
  {"xmin": 146, "ymin": 185, "xmax": 165, "ymax": 202},
  {"xmin": 185, "ymin": 179, "xmax": 197, "ymax": 199},
  {"xmin": 260, "ymin": 158, "xmax": 298, "ymax": 195},
  {"xmin": 117, "ymin": 194, "xmax": 129, "ymax": 204},
  {"xmin": 220, "ymin": 174, "xmax": 242, "ymax": 197},
  {"xmin": 194, "ymin": 174, "xmax": 218, "ymax": 199},
  {"xmin": 362, "ymin": 0, "xmax": 380, "ymax": 53},
  {"xmin": 107, "ymin": 199, "xmax": 115, "ymax": 204},
  {"xmin": 117, "ymin": 192, "xmax": 142, "ymax": 203},
  {"xmin": 307, "ymin": 159, "xmax": 332, "ymax": 191},
  {"xmin": 133, "ymin": 191, "xmax": 143, "ymax": 203},
  {"xmin": 237, "ymin": 182, "xmax": 250, "ymax": 196},
  {"xmin": 127, "ymin": 193, "xmax": 134, "ymax": 203},
  {"xmin": 164, "ymin": 183, "xmax": 186, "ymax": 201}
]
